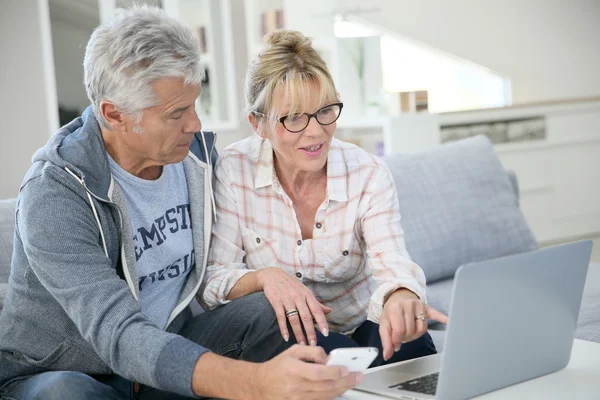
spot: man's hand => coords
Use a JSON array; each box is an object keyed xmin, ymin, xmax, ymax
[
  {"xmin": 257, "ymin": 268, "xmax": 331, "ymax": 346},
  {"xmin": 379, "ymin": 289, "xmax": 448, "ymax": 361},
  {"xmin": 251, "ymin": 345, "xmax": 363, "ymax": 400}
]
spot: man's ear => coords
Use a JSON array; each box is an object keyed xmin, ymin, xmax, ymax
[
  {"xmin": 248, "ymin": 112, "xmax": 267, "ymax": 138},
  {"xmin": 100, "ymin": 101, "xmax": 127, "ymax": 132}
]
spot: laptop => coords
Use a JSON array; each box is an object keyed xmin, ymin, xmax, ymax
[{"xmin": 355, "ymin": 240, "xmax": 592, "ymax": 400}]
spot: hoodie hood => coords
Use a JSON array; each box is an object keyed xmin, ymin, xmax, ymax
[
  {"xmin": 30, "ymin": 106, "xmax": 216, "ymax": 201},
  {"xmin": 31, "ymin": 106, "xmax": 112, "ymax": 200}
]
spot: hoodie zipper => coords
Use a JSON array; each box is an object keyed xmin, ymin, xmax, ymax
[
  {"xmin": 63, "ymin": 167, "xmax": 109, "ymax": 257},
  {"xmin": 64, "ymin": 167, "xmax": 139, "ymax": 300},
  {"xmin": 164, "ymin": 137, "xmax": 215, "ymax": 327}
]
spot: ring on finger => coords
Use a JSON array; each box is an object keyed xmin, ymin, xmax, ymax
[
  {"xmin": 285, "ymin": 309, "xmax": 299, "ymax": 319},
  {"xmin": 415, "ymin": 311, "xmax": 427, "ymax": 321}
]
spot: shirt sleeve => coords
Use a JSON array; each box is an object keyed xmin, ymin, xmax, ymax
[
  {"xmin": 360, "ymin": 162, "xmax": 427, "ymax": 324},
  {"xmin": 200, "ymin": 156, "xmax": 253, "ymax": 309}
]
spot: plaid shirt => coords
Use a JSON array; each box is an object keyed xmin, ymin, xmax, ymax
[{"xmin": 202, "ymin": 136, "xmax": 427, "ymax": 333}]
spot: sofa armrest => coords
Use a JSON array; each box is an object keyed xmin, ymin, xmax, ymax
[{"xmin": 0, "ymin": 198, "xmax": 17, "ymax": 286}]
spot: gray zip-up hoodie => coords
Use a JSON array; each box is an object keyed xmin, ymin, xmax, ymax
[{"xmin": 0, "ymin": 107, "xmax": 217, "ymax": 397}]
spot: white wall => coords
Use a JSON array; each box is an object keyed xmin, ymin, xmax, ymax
[
  {"xmin": 341, "ymin": 0, "xmax": 600, "ymax": 105},
  {"xmin": 0, "ymin": 0, "xmax": 58, "ymax": 199}
]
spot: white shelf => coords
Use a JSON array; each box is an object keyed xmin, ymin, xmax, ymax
[
  {"xmin": 335, "ymin": 99, "xmax": 600, "ymax": 246},
  {"xmin": 438, "ymin": 98, "xmax": 600, "ymax": 126},
  {"xmin": 335, "ymin": 98, "xmax": 600, "ymax": 154},
  {"xmin": 244, "ymin": 0, "xmax": 285, "ymax": 63},
  {"xmin": 337, "ymin": 116, "xmax": 387, "ymax": 130}
]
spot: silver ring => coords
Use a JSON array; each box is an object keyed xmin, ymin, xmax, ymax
[
  {"xmin": 285, "ymin": 309, "xmax": 299, "ymax": 318},
  {"xmin": 415, "ymin": 311, "xmax": 427, "ymax": 321}
]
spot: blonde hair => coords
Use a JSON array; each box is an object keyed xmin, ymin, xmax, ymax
[{"xmin": 245, "ymin": 30, "xmax": 340, "ymax": 129}]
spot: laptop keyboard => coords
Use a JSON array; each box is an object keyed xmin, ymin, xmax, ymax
[{"xmin": 388, "ymin": 372, "xmax": 439, "ymax": 396}]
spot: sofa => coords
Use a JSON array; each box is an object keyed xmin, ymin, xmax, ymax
[{"xmin": 0, "ymin": 135, "xmax": 598, "ymax": 351}]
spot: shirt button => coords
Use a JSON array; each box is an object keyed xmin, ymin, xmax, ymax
[
  {"xmin": 296, "ymin": 272, "xmax": 302, "ymax": 278},
  {"xmin": 342, "ymin": 250, "xmax": 349, "ymax": 256},
  {"xmin": 256, "ymin": 238, "xmax": 261, "ymax": 244},
  {"xmin": 316, "ymin": 222, "xmax": 322, "ymax": 229},
  {"xmin": 297, "ymin": 240, "xmax": 302, "ymax": 246}
]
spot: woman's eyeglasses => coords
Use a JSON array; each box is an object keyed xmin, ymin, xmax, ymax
[{"xmin": 254, "ymin": 102, "xmax": 344, "ymax": 133}]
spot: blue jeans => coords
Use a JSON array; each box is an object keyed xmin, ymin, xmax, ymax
[
  {"xmin": 316, "ymin": 320, "xmax": 437, "ymax": 367},
  {"xmin": 0, "ymin": 292, "xmax": 289, "ymax": 400}
]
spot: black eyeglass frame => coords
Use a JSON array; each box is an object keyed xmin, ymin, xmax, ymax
[{"xmin": 254, "ymin": 102, "xmax": 344, "ymax": 133}]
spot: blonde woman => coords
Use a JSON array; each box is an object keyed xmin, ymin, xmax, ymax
[{"xmin": 202, "ymin": 30, "xmax": 447, "ymax": 366}]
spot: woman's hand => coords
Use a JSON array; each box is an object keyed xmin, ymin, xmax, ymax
[
  {"xmin": 379, "ymin": 288, "xmax": 449, "ymax": 361},
  {"xmin": 257, "ymin": 268, "xmax": 331, "ymax": 345}
]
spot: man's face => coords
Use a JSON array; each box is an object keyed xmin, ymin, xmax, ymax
[{"xmin": 121, "ymin": 78, "xmax": 202, "ymax": 166}]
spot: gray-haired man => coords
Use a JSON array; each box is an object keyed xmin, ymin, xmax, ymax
[{"xmin": 0, "ymin": 6, "xmax": 361, "ymax": 400}]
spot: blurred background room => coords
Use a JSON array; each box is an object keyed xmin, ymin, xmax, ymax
[{"xmin": 1, "ymin": 0, "xmax": 599, "ymax": 259}]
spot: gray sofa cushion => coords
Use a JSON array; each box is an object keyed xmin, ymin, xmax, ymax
[
  {"xmin": 428, "ymin": 329, "xmax": 446, "ymax": 353},
  {"xmin": 425, "ymin": 278, "xmax": 454, "ymax": 316},
  {"xmin": 382, "ymin": 135, "xmax": 537, "ymax": 284},
  {"xmin": 0, "ymin": 198, "xmax": 16, "ymax": 310},
  {"xmin": 0, "ymin": 198, "xmax": 16, "ymax": 285},
  {"xmin": 506, "ymin": 170, "xmax": 519, "ymax": 205},
  {"xmin": 576, "ymin": 262, "xmax": 600, "ymax": 343},
  {"xmin": 0, "ymin": 283, "xmax": 7, "ymax": 309}
]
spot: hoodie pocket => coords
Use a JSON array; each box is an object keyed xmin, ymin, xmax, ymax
[{"xmin": 12, "ymin": 341, "xmax": 69, "ymax": 368}]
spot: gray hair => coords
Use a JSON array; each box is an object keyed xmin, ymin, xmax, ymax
[{"xmin": 84, "ymin": 6, "xmax": 204, "ymax": 129}]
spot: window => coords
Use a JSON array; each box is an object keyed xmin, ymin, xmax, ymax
[{"xmin": 334, "ymin": 19, "xmax": 511, "ymax": 114}]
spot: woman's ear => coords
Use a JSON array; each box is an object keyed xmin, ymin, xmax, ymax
[{"xmin": 248, "ymin": 112, "xmax": 267, "ymax": 138}]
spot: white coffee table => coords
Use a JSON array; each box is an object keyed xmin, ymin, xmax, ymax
[{"xmin": 340, "ymin": 338, "xmax": 600, "ymax": 399}]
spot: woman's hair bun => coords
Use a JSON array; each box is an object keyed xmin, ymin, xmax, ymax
[{"xmin": 264, "ymin": 30, "xmax": 312, "ymax": 53}]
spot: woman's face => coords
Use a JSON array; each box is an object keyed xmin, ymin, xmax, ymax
[{"xmin": 261, "ymin": 82, "xmax": 338, "ymax": 175}]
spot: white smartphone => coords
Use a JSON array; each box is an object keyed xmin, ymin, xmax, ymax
[{"xmin": 325, "ymin": 347, "xmax": 379, "ymax": 372}]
